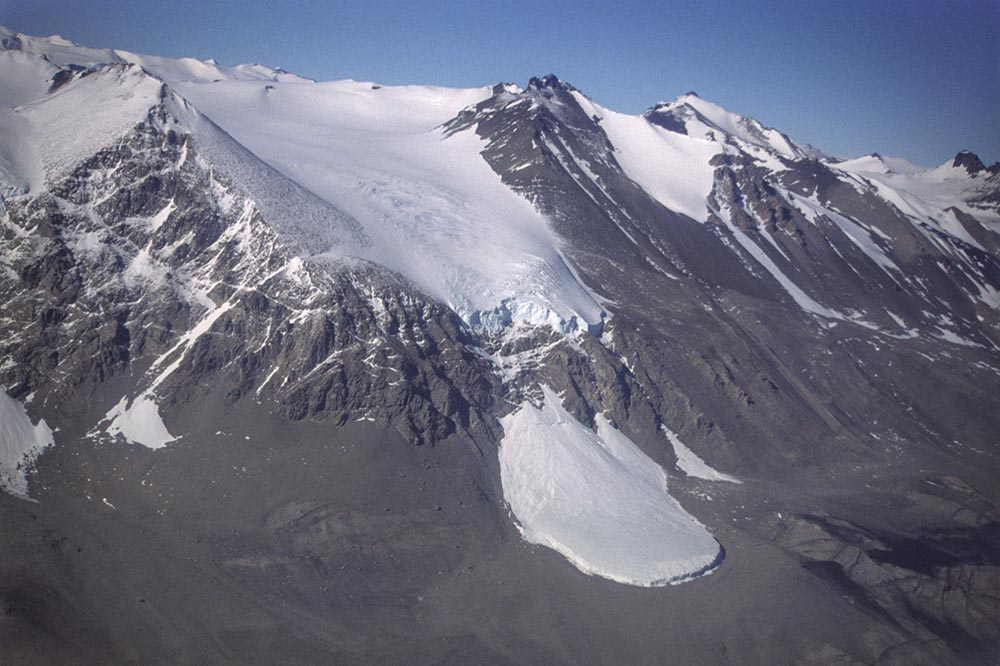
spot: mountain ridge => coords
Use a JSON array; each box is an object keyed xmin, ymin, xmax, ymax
[
  {"xmin": 2, "ymin": 26, "xmax": 999, "ymax": 666},
  {"xmin": 4, "ymin": 24, "xmax": 994, "ymax": 169}
]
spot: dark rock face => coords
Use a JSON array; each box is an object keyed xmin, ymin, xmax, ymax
[
  {"xmin": 953, "ymin": 150, "xmax": 987, "ymax": 175},
  {"xmin": 645, "ymin": 102, "xmax": 689, "ymax": 134},
  {"xmin": 2, "ymin": 54, "xmax": 1000, "ymax": 666},
  {"xmin": 47, "ymin": 66, "xmax": 83, "ymax": 93},
  {"xmin": 0, "ymin": 33, "xmax": 22, "ymax": 50},
  {"xmin": 707, "ymin": 152, "xmax": 803, "ymax": 234}
]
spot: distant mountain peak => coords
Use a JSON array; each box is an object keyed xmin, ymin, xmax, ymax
[
  {"xmin": 643, "ymin": 92, "xmax": 809, "ymax": 160},
  {"xmin": 527, "ymin": 74, "xmax": 577, "ymax": 94},
  {"xmin": 953, "ymin": 150, "xmax": 987, "ymax": 175}
]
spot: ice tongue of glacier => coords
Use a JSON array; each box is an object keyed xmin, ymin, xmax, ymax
[
  {"xmin": 0, "ymin": 386, "xmax": 54, "ymax": 499},
  {"xmin": 499, "ymin": 387, "xmax": 722, "ymax": 586}
]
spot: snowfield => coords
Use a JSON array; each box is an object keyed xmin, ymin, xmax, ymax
[
  {"xmin": 572, "ymin": 91, "xmax": 720, "ymax": 222},
  {"xmin": 660, "ymin": 93, "xmax": 803, "ymax": 160},
  {"xmin": 7, "ymin": 28, "xmax": 993, "ymax": 336},
  {"xmin": 499, "ymin": 387, "xmax": 722, "ymax": 586},
  {"xmin": 168, "ymin": 77, "xmax": 606, "ymax": 333},
  {"xmin": 832, "ymin": 154, "xmax": 1000, "ymax": 243}
]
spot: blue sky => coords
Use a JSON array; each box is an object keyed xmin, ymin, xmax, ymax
[{"xmin": 2, "ymin": 0, "xmax": 997, "ymax": 166}]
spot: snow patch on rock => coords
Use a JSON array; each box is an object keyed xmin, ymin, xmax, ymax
[
  {"xmin": 104, "ymin": 395, "xmax": 176, "ymax": 450},
  {"xmin": 661, "ymin": 425, "xmax": 740, "ymax": 483}
]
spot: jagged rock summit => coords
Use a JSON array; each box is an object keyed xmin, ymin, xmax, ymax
[{"xmin": 953, "ymin": 149, "xmax": 1000, "ymax": 176}]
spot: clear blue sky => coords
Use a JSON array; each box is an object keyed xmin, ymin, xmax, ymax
[{"xmin": 2, "ymin": 0, "xmax": 997, "ymax": 166}]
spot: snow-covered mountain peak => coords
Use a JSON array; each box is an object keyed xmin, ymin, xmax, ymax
[
  {"xmin": 648, "ymin": 92, "xmax": 728, "ymax": 124},
  {"xmin": 1, "ymin": 49, "xmax": 366, "ymax": 262},
  {"xmin": 118, "ymin": 51, "xmax": 314, "ymax": 86},
  {"xmin": 42, "ymin": 34, "xmax": 74, "ymax": 47},
  {"xmin": 646, "ymin": 93, "xmax": 805, "ymax": 160},
  {"xmin": 669, "ymin": 91, "xmax": 704, "ymax": 106},
  {"xmin": 10, "ymin": 61, "xmax": 169, "ymax": 189},
  {"xmin": 2, "ymin": 32, "xmax": 604, "ymax": 335},
  {"xmin": 1, "ymin": 25, "xmax": 121, "ymax": 69},
  {"xmin": 160, "ymin": 72, "xmax": 603, "ymax": 334},
  {"xmin": 521, "ymin": 74, "xmax": 590, "ymax": 121},
  {"xmin": 453, "ymin": 74, "xmax": 584, "ymax": 119},
  {"xmin": 831, "ymin": 153, "xmax": 925, "ymax": 176},
  {"xmin": 648, "ymin": 92, "xmax": 699, "ymax": 112}
]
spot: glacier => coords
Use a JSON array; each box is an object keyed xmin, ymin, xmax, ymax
[
  {"xmin": 0, "ymin": 386, "xmax": 54, "ymax": 498},
  {"xmin": 499, "ymin": 387, "xmax": 722, "ymax": 586}
]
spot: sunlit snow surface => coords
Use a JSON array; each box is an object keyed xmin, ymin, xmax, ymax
[
  {"xmin": 571, "ymin": 92, "xmax": 719, "ymax": 222},
  {"xmin": 663, "ymin": 93, "xmax": 803, "ymax": 160},
  {"xmin": 0, "ymin": 386, "xmax": 54, "ymax": 498},
  {"xmin": 499, "ymin": 387, "xmax": 721, "ymax": 586},
  {"xmin": 168, "ymin": 77, "xmax": 605, "ymax": 332},
  {"xmin": 832, "ymin": 156, "xmax": 1000, "ymax": 249}
]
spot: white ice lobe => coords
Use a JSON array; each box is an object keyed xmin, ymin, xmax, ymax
[
  {"xmin": 0, "ymin": 386, "xmax": 54, "ymax": 498},
  {"xmin": 571, "ymin": 91, "xmax": 719, "ymax": 223},
  {"xmin": 499, "ymin": 387, "xmax": 722, "ymax": 586}
]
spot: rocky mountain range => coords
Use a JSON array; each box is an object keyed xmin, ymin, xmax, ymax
[{"xmin": 2, "ymin": 28, "xmax": 999, "ymax": 665}]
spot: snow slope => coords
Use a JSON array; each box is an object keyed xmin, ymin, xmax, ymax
[
  {"xmin": 6, "ymin": 27, "xmax": 996, "ymax": 333},
  {"xmin": 104, "ymin": 396, "xmax": 176, "ymax": 450},
  {"xmin": 571, "ymin": 91, "xmax": 719, "ymax": 222},
  {"xmin": 0, "ymin": 48, "xmax": 57, "ymax": 195},
  {"xmin": 0, "ymin": 26, "xmax": 308, "ymax": 85},
  {"xmin": 19, "ymin": 63, "xmax": 166, "ymax": 187},
  {"xmin": 499, "ymin": 387, "xmax": 721, "ymax": 586},
  {"xmin": 833, "ymin": 154, "xmax": 925, "ymax": 176},
  {"xmin": 0, "ymin": 386, "xmax": 53, "ymax": 498}
]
